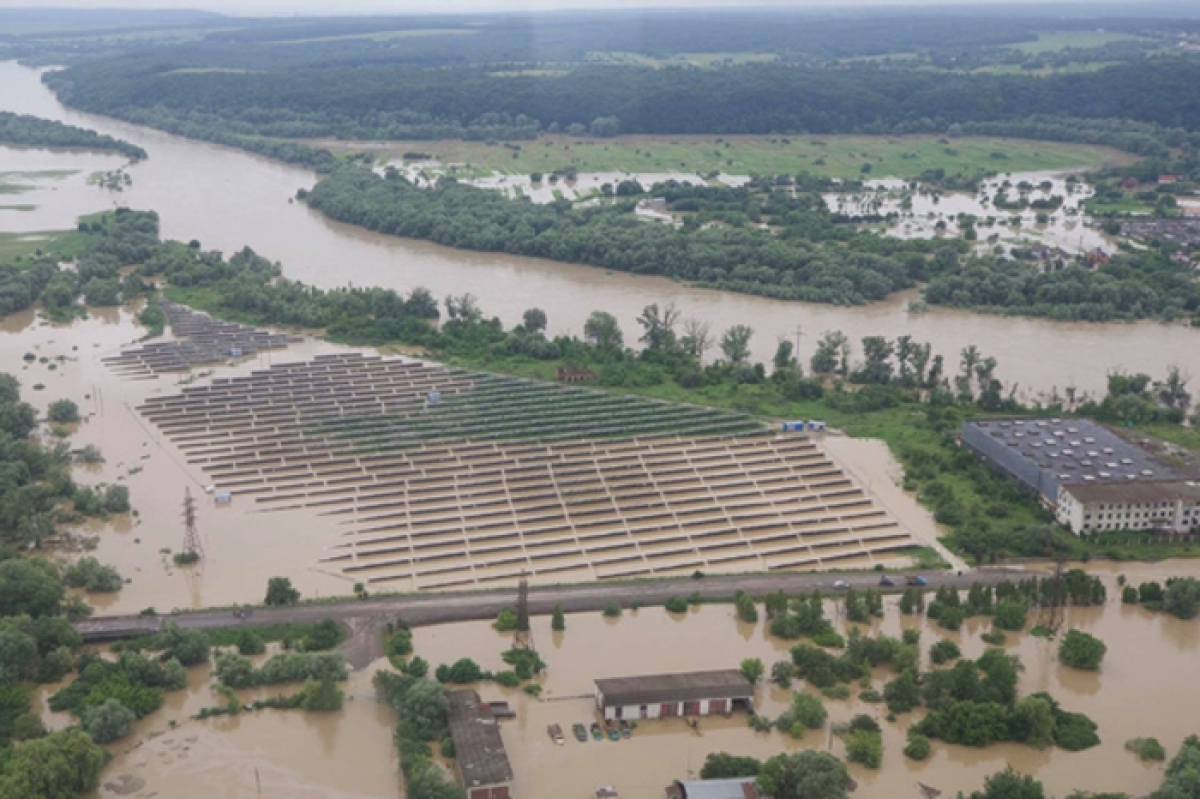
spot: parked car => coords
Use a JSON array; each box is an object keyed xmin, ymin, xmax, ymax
[
  {"xmin": 832, "ymin": 579, "xmax": 850, "ymax": 590},
  {"xmin": 878, "ymin": 575, "xmax": 895, "ymax": 587}
]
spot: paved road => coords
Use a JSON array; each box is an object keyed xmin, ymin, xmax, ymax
[{"xmin": 75, "ymin": 566, "xmax": 1045, "ymax": 665}]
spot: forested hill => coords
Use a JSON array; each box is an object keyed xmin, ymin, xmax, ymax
[
  {"xmin": 0, "ymin": 112, "xmax": 146, "ymax": 161},
  {"xmin": 44, "ymin": 58, "xmax": 1200, "ymax": 146}
]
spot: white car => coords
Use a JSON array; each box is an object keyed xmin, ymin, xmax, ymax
[{"xmin": 832, "ymin": 579, "xmax": 850, "ymax": 590}]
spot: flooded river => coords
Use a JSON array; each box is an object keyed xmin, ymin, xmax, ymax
[{"xmin": 0, "ymin": 60, "xmax": 1196, "ymax": 401}]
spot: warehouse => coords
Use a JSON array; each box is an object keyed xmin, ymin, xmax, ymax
[
  {"xmin": 594, "ymin": 670, "xmax": 753, "ymax": 721},
  {"xmin": 961, "ymin": 418, "xmax": 1199, "ymax": 535},
  {"xmin": 447, "ymin": 690, "xmax": 514, "ymax": 799}
]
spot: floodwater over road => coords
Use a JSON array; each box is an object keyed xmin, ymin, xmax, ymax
[
  {"xmin": 0, "ymin": 61, "xmax": 1196, "ymax": 400},
  {"xmin": 414, "ymin": 563, "xmax": 1200, "ymax": 799}
]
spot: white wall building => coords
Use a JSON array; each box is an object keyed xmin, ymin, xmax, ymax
[{"xmin": 1056, "ymin": 480, "xmax": 1200, "ymax": 535}]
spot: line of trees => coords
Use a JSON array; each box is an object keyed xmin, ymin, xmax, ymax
[{"xmin": 0, "ymin": 111, "xmax": 146, "ymax": 161}]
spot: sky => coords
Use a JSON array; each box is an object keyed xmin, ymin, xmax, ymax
[{"xmin": 0, "ymin": 0, "xmax": 1145, "ymax": 15}]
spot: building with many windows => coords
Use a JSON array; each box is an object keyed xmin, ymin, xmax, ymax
[{"xmin": 961, "ymin": 418, "xmax": 1200, "ymax": 535}]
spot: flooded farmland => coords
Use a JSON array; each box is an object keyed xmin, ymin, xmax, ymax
[
  {"xmin": 412, "ymin": 563, "xmax": 1200, "ymax": 799},
  {"xmin": 0, "ymin": 60, "xmax": 1196, "ymax": 401}
]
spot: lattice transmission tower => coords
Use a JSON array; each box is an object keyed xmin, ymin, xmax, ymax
[
  {"xmin": 513, "ymin": 571, "xmax": 534, "ymax": 650},
  {"xmin": 1037, "ymin": 559, "xmax": 1066, "ymax": 633},
  {"xmin": 181, "ymin": 487, "xmax": 204, "ymax": 562}
]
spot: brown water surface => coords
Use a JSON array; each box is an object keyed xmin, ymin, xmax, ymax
[
  {"xmin": 0, "ymin": 61, "xmax": 1195, "ymax": 400},
  {"xmin": 413, "ymin": 563, "xmax": 1200, "ymax": 799}
]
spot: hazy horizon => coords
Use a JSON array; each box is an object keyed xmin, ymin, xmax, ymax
[{"xmin": 0, "ymin": 0, "xmax": 1186, "ymax": 16}]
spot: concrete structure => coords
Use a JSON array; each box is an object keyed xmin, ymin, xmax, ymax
[
  {"xmin": 1056, "ymin": 480, "xmax": 1200, "ymax": 535},
  {"xmin": 447, "ymin": 690, "xmax": 514, "ymax": 799},
  {"xmin": 594, "ymin": 670, "xmax": 753, "ymax": 721},
  {"xmin": 961, "ymin": 418, "xmax": 1200, "ymax": 535},
  {"xmin": 667, "ymin": 779, "xmax": 760, "ymax": 799}
]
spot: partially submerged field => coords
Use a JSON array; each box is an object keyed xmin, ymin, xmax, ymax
[{"xmin": 327, "ymin": 134, "xmax": 1132, "ymax": 180}]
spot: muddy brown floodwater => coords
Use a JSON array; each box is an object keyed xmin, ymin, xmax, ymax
[
  {"xmin": 0, "ymin": 61, "xmax": 1196, "ymax": 401},
  {"xmin": 67, "ymin": 654, "xmax": 402, "ymax": 799},
  {"xmin": 0, "ymin": 306, "xmax": 380, "ymax": 613},
  {"xmin": 412, "ymin": 563, "xmax": 1200, "ymax": 799}
]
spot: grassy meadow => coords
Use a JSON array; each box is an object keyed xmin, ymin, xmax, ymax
[{"xmin": 359, "ymin": 134, "xmax": 1130, "ymax": 181}]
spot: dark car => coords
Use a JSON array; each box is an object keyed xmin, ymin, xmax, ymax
[{"xmin": 879, "ymin": 576, "xmax": 895, "ymax": 587}]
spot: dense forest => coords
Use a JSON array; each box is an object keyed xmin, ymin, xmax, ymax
[
  {"xmin": 16, "ymin": 6, "xmax": 1197, "ymax": 161},
  {"xmin": 43, "ymin": 57, "xmax": 1200, "ymax": 148},
  {"xmin": 300, "ymin": 166, "xmax": 1200, "ymax": 322},
  {"xmin": 0, "ymin": 112, "xmax": 146, "ymax": 161},
  {"xmin": 302, "ymin": 166, "xmax": 954, "ymax": 306}
]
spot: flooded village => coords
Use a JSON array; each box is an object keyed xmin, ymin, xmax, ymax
[{"xmin": 2, "ymin": 8, "xmax": 1200, "ymax": 799}]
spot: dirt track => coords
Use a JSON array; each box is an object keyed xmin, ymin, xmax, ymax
[{"xmin": 75, "ymin": 566, "xmax": 1045, "ymax": 667}]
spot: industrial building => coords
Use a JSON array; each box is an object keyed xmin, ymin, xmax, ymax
[
  {"xmin": 447, "ymin": 690, "xmax": 514, "ymax": 799},
  {"xmin": 666, "ymin": 778, "xmax": 760, "ymax": 799},
  {"xmin": 594, "ymin": 670, "xmax": 753, "ymax": 721},
  {"xmin": 961, "ymin": 418, "xmax": 1200, "ymax": 535}
]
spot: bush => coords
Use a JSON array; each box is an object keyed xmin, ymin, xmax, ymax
[
  {"xmin": 981, "ymin": 629, "xmax": 1007, "ymax": 646},
  {"xmin": 264, "ymin": 577, "xmax": 300, "ymax": 606},
  {"xmin": 235, "ymin": 629, "xmax": 266, "ymax": 656},
  {"xmin": 904, "ymin": 732, "xmax": 932, "ymax": 760},
  {"xmin": 740, "ymin": 658, "xmax": 764, "ymax": 684},
  {"xmin": 436, "ymin": 658, "xmax": 485, "ymax": 684},
  {"xmin": 1125, "ymin": 737, "xmax": 1166, "ymax": 761},
  {"xmin": 811, "ymin": 629, "xmax": 845, "ymax": 648},
  {"xmin": 602, "ymin": 601, "xmax": 621, "ymax": 617},
  {"xmin": 844, "ymin": 728, "xmax": 882, "ymax": 768},
  {"xmin": 993, "ymin": 600, "xmax": 1028, "ymax": 631},
  {"xmin": 493, "ymin": 608, "xmax": 518, "ymax": 632},
  {"xmin": 858, "ymin": 689, "xmax": 883, "ymax": 703},
  {"xmin": 937, "ymin": 606, "xmax": 964, "ymax": 631},
  {"xmin": 902, "ymin": 629, "xmax": 920, "ymax": 646},
  {"xmin": 302, "ymin": 619, "xmax": 343, "ymax": 652},
  {"xmin": 821, "ymin": 685, "xmax": 851, "ymax": 700},
  {"xmin": 735, "ymin": 592, "xmax": 758, "ymax": 623},
  {"xmin": 664, "ymin": 596, "xmax": 688, "ymax": 614},
  {"xmin": 700, "ymin": 752, "xmax": 762, "ymax": 779},
  {"xmin": 1058, "ymin": 630, "xmax": 1107, "ymax": 670},
  {"xmin": 501, "ymin": 648, "xmax": 545, "ymax": 680},
  {"xmin": 298, "ymin": 678, "xmax": 344, "ymax": 711},
  {"xmin": 1121, "ymin": 585, "xmax": 1138, "ymax": 604},
  {"xmin": 551, "ymin": 605, "xmax": 565, "ymax": 631},
  {"xmin": 777, "ymin": 692, "xmax": 827, "ymax": 732},
  {"xmin": 63, "ymin": 557, "xmax": 123, "ymax": 593},
  {"xmin": 930, "ymin": 639, "xmax": 961, "ymax": 665},
  {"xmin": 47, "ymin": 399, "xmax": 80, "ymax": 424},
  {"xmin": 493, "ymin": 671, "xmax": 520, "ymax": 687},
  {"xmin": 770, "ymin": 661, "xmax": 795, "ymax": 688}
]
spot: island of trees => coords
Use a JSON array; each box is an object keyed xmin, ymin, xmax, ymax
[{"xmin": 0, "ymin": 112, "xmax": 146, "ymax": 161}]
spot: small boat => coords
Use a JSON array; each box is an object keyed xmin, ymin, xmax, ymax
[
  {"xmin": 619, "ymin": 719, "xmax": 631, "ymax": 739},
  {"xmin": 606, "ymin": 722, "xmax": 621, "ymax": 741},
  {"xmin": 547, "ymin": 724, "xmax": 565, "ymax": 745},
  {"xmin": 573, "ymin": 723, "xmax": 588, "ymax": 742},
  {"xmin": 590, "ymin": 722, "xmax": 603, "ymax": 741}
]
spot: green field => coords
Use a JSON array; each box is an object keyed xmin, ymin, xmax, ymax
[
  {"xmin": 1012, "ymin": 31, "xmax": 1144, "ymax": 54},
  {"xmin": 0, "ymin": 213, "xmax": 105, "ymax": 263},
  {"xmin": 585, "ymin": 51, "xmax": 778, "ymax": 68},
  {"xmin": 364, "ymin": 134, "xmax": 1131, "ymax": 180}
]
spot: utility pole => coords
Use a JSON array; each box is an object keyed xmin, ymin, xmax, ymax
[{"xmin": 514, "ymin": 571, "xmax": 534, "ymax": 651}]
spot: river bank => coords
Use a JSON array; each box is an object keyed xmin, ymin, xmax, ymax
[{"xmin": 0, "ymin": 60, "xmax": 1196, "ymax": 401}]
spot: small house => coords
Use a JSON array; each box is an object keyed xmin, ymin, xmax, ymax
[
  {"xmin": 666, "ymin": 779, "xmax": 760, "ymax": 799},
  {"xmin": 213, "ymin": 491, "xmax": 233, "ymax": 506},
  {"xmin": 594, "ymin": 670, "xmax": 753, "ymax": 721},
  {"xmin": 1159, "ymin": 175, "xmax": 1178, "ymax": 185}
]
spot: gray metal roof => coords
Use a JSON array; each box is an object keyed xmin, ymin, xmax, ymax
[
  {"xmin": 678, "ymin": 779, "xmax": 760, "ymax": 799},
  {"xmin": 595, "ymin": 670, "xmax": 752, "ymax": 707},
  {"xmin": 676, "ymin": 777, "xmax": 758, "ymax": 796},
  {"xmin": 447, "ymin": 690, "xmax": 514, "ymax": 788},
  {"xmin": 1062, "ymin": 479, "xmax": 1200, "ymax": 505},
  {"xmin": 963, "ymin": 418, "xmax": 1183, "ymax": 499}
]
